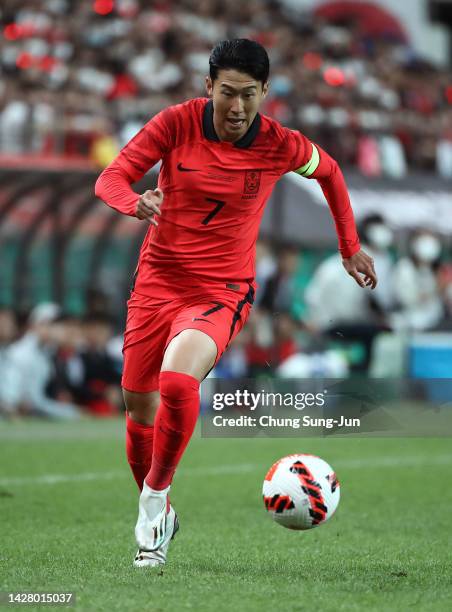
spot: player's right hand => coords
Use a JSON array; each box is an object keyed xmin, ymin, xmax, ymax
[
  {"xmin": 136, "ymin": 188, "xmax": 164, "ymax": 225},
  {"xmin": 342, "ymin": 248, "xmax": 378, "ymax": 289}
]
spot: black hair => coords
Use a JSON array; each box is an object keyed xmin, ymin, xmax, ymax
[
  {"xmin": 358, "ymin": 213, "xmax": 386, "ymax": 242},
  {"xmin": 209, "ymin": 39, "xmax": 270, "ymax": 85}
]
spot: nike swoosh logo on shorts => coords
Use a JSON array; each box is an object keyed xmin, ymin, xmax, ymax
[{"xmin": 177, "ymin": 163, "xmax": 199, "ymax": 172}]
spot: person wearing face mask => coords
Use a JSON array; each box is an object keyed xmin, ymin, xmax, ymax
[
  {"xmin": 360, "ymin": 214, "xmax": 395, "ymax": 321},
  {"xmin": 305, "ymin": 214, "xmax": 393, "ymax": 371},
  {"xmin": 305, "ymin": 214, "xmax": 394, "ymax": 329},
  {"xmin": 391, "ymin": 231, "xmax": 444, "ymax": 331}
]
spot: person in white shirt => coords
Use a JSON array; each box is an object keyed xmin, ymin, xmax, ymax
[
  {"xmin": 305, "ymin": 214, "xmax": 395, "ymax": 371},
  {"xmin": 1, "ymin": 303, "xmax": 80, "ymax": 419},
  {"xmin": 0, "ymin": 307, "xmax": 18, "ymax": 417},
  {"xmin": 305, "ymin": 214, "xmax": 395, "ymax": 329},
  {"xmin": 391, "ymin": 232, "xmax": 444, "ymax": 331}
]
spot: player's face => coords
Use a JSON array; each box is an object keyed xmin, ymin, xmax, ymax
[{"xmin": 206, "ymin": 69, "xmax": 268, "ymax": 142}]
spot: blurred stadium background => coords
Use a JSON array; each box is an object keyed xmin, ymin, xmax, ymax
[
  {"xmin": 1, "ymin": 0, "xmax": 452, "ymax": 418},
  {"xmin": 1, "ymin": 4, "xmax": 452, "ymax": 611}
]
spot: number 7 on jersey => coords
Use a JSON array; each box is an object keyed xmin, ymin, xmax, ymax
[{"xmin": 202, "ymin": 197, "xmax": 226, "ymax": 225}]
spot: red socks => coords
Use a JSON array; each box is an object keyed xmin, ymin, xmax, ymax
[
  {"xmin": 145, "ymin": 371, "xmax": 200, "ymax": 491},
  {"xmin": 125, "ymin": 412, "xmax": 154, "ymax": 490}
]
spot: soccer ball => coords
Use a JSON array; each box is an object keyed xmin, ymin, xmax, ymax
[{"xmin": 262, "ymin": 454, "xmax": 340, "ymax": 530}]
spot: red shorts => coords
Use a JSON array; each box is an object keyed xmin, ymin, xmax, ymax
[{"xmin": 122, "ymin": 282, "xmax": 254, "ymax": 392}]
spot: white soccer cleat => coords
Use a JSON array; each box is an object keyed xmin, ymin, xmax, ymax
[
  {"xmin": 134, "ymin": 482, "xmax": 179, "ymax": 568},
  {"xmin": 135, "ymin": 482, "xmax": 170, "ymax": 550},
  {"xmin": 133, "ymin": 506, "xmax": 179, "ymax": 568}
]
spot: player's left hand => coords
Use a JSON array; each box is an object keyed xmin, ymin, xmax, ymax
[
  {"xmin": 342, "ymin": 249, "xmax": 377, "ymax": 289},
  {"xmin": 136, "ymin": 188, "xmax": 164, "ymax": 224}
]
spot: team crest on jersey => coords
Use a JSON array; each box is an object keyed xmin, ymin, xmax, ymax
[{"xmin": 243, "ymin": 170, "xmax": 261, "ymax": 198}]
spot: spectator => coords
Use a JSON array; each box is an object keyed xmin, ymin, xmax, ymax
[
  {"xmin": 359, "ymin": 214, "xmax": 396, "ymax": 322},
  {"xmin": 75, "ymin": 314, "xmax": 122, "ymax": 416},
  {"xmin": 305, "ymin": 214, "xmax": 395, "ymax": 329},
  {"xmin": 47, "ymin": 314, "xmax": 85, "ymax": 404},
  {"xmin": 305, "ymin": 252, "xmax": 369, "ymax": 330},
  {"xmin": 260, "ymin": 246, "xmax": 303, "ymax": 317},
  {"xmin": 0, "ymin": 0, "xmax": 450, "ymax": 176},
  {"xmin": 435, "ymin": 265, "xmax": 452, "ymax": 331},
  {"xmin": 391, "ymin": 231, "xmax": 444, "ymax": 331},
  {"xmin": 0, "ymin": 303, "xmax": 80, "ymax": 419},
  {"xmin": 304, "ymin": 214, "xmax": 396, "ymax": 371},
  {"xmin": 0, "ymin": 306, "xmax": 18, "ymax": 417},
  {"xmin": 254, "ymin": 239, "xmax": 277, "ymax": 306}
]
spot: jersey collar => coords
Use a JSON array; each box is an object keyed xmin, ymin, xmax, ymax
[{"xmin": 202, "ymin": 99, "xmax": 261, "ymax": 149}]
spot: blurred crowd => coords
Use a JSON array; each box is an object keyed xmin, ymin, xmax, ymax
[
  {"xmin": 0, "ymin": 302, "xmax": 123, "ymax": 419},
  {"xmin": 2, "ymin": 214, "xmax": 452, "ymax": 419},
  {"xmin": 1, "ymin": 0, "xmax": 452, "ymax": 176},
  {"xmin": 217, "ymin": 217, "xmax": 452, "ymax": 380}
]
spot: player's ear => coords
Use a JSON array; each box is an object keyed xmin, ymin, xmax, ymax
[
  {"xmin": 205, "ymin": 76, "xmax": 213, "ymax": 97},
  {"xmin": 262, "ymin": 81, "xmax": 269, "ymax": 98}
]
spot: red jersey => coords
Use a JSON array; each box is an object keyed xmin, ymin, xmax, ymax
[{"xmin": 95, "ymin": 97, "xmax": 360, "ymax": 296}]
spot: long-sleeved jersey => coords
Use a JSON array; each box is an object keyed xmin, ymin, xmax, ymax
[{"xmin": 95, "ymin": 97, "xmax": 360, "ymax": 297}]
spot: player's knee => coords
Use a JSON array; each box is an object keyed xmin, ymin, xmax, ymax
[
  {"xmin": 159, "ymin": 371, "xmax": 200, "ymax": 406},
  {"xmin": 162, "ymin": 329, "xmax": 217, "ymax": 380},
  {"xmin": 159, "ymin": 371, "xmax": 200, "ymax": 429},
  {"xmin": 122, "ymin": 388, "xmax": 160, "ymax": 424}
]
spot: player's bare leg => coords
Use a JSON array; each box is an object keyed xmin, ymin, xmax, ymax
[
  {"xmin": 123, "ymin": 389, "xmax": 160, "ymax": 425},
  {"xmin": 134, "ymin": 329, "xmax": 217, "ymax": 568},
  {"xmin": 160, "ymin": 328, "xmax": 217, "ymax": 378}
]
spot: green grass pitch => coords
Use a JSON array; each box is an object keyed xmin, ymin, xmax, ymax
[{"xmin": 0, "ymin": 418, "xmax": 451, "ymax": 611}]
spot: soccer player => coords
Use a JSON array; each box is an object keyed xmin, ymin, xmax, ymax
[{"xmin": 95, "ymin": 39, "xmax": 377, "ymax": 568}]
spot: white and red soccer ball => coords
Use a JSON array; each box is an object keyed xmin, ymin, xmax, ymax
[{"xmin": 262, "ymin": 454, "xmax": 340, "ymax": 530}]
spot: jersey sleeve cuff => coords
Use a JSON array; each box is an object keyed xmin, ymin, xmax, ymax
[{"xmin": 340, "ymin": 241, "xmax": 361, "ymax": 259}]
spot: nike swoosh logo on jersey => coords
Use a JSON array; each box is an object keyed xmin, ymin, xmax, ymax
[
  {"xmin": 177, "ymin": 163, "xmax": 199, "ymax": 172},
  {"xmin": 192, "ymin": 318, "xmax": 214, "ymax": 324}
]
